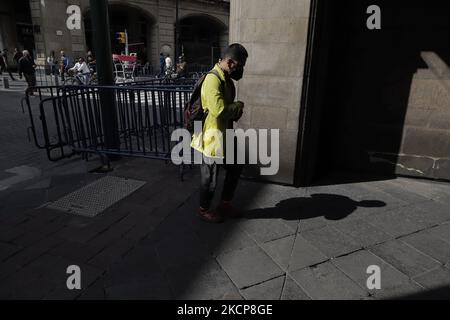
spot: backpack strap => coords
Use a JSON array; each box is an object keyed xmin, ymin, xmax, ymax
[{"xmin": 207, "ymin": 69, "xmax": 225, "ymax": 91}]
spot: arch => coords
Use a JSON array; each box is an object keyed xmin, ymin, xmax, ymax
[
  {"xmin": 82, "ymin": 1, "xmax": 157, "ymax": 23},
  {"xmin": 178, "ymin": 12, "xmax": 228, "ymax": 31},
  {"xmin": 177, "ymin": 13, "xmax": 229, "ymax": 66},
  {"xmin": 83, "ymin": 2, "xmax": 157, "ymax": 64}
]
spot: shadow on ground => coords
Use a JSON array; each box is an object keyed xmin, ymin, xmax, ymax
[{"xmin": 244, "ymin": 194, "xmax": 386, "ymax": 222}]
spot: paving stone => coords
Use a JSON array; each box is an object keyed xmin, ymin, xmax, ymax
[
  {"xmin": 105, "ymin": 273, "xmax": 172, "ymax": 300},
  {"xmin": 24, "ymin": 178, "xmax": 52, "ymax": 190},
  {"xmin": 261, "ymin": 235, "xmax": 327, "ymax": 272},
  {"xmin": 368, "ymin": 180, "xmax": 432, "ymax": 204},
  {"xmin": 334, "ymin": 218, "xmax": 393, "ymax": 248},
  {"xmin": 413, "ymin": 201, "xmax": 450, "ymax": 224},
  {"xmin": 301, "ymin": 226, "xmax": 361, "ymax": 258},
  {"xmin": 122, "ymin": 211, "xmax": 166, "ymax": 243},
  {"xmin": 306, "ymin": 184, "xmax": 372, "ymax": 200},
  {"xmin": 190, "ymin": 220, "xmax": 257, "ymax": 257},
  {"xmin": 290, "ymin": 261, "xmax": 368, "ymax": 300},
  {"xmin": 425, "ymin": 223, "xmax": 450, "ymax": 243},
  {"xmin": 76, "ymin": 219, "xmax": 135, "ymax": 249},
  {"xmin": 87, "ymin": 238, "xmax": 137, "ymax": 269},
  {"xmin": 12, "ymin": 218, "xmax": 66, "ymax": 247},
  {"xmin": 240, "ymin": 276, "xmax": 284, "ymax": 300},
  {"xmin": 0, "ymin": 212, "xmax": 31, "ymax": 226},
  {"xmin": 217, "ymin": 246, "xmax": 283, "ymax": 289},
  {"xmin": 48, "ymin": 240, "xmax": 103, "ymax": 263},
  {"xmin": 0, "ymin": 223, "xmax": 29, "ymax": 243},
  {"xmin": 401, "ymin": 232, "xmax": 450, "ymax": 264},
  {"xmin": 0, "ymin": 242, "xmax": 22, "ymax": 261},
  {"xmin": 365, "ymin": 205, "xmax": 434, "ymax": 238},
  {"xmin": 298, "ymin": 216, "xmax": 329, "ymax": 232},
  {"xmin": 354, "ymin": 186, "xmax": 408, "ymax": 210},
  {"xmin": 387, "ymin": 178, "xmax": 434, "ymax": 198},
  {"xmin": 0, "ymin": 189, "xmax": 48, "ymax": 210},
  {"xmin": 412, "ymin": 267, "xmax": 450, "ymax": 300},
  {"xmin": 166, "ymin": 259, "xmax": 242, "ymax": 300},
  {"xmin": 2, "ymin": 235, "xmax": 62, "ymax": 270},
  {"xmin": 281, "ymin": 276, "xmax": 310, "ymax": 300},
  {"xmin": 0, "ymin": 254, "xmax": 64, "ymax": 299},
  {"xmin": 333, "ymin": 250, "xmax": 424, "ymax": 299},
  {"xmin": 76, "ymin": 279, "xmax": 106, "ymax": 300},
  {"xmin": 155, "ymin": 228, "xmax": 211, "ymax": 269},
  {"xmin": 239, "ymin": 218, "xmax": 296, "ymax": 244},
  {"xmin": 370, "ymin": 240, "xmax": 441, "ymax": 278},
  {"xmin": 104, "ymin": 245, "xmax": 162, "ymax": 287}
]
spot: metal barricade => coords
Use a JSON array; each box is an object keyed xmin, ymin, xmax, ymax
[{"xmin": 24, "ymin": 84, "xmax": 193, "ymax": 165}]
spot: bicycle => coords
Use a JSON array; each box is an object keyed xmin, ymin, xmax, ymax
[{"xmin": 63, "ymin": 69, "xmax": 97, "ymax": 86}]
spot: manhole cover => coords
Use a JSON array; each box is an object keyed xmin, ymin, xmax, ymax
[{"xmin": 47, "ymin": 176, "xmax": 146, "ymax": 217}]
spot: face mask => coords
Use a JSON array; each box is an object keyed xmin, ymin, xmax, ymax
[{"xmin": 230, "ymin": 66, "xmax": 244, "ymax": 81}]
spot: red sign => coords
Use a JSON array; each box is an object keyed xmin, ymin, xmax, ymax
[{"xmin": 112, "ymin": 54, "xmax": 137, "ymax": 62}]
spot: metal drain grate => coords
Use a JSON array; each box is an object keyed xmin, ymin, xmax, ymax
[{"xmin": 47, "ymin": 176, "xmax": 146, "ymax": 217}]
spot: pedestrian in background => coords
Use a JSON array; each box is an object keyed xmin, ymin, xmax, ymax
[
  {"xmin": 13, "ymin": 48, "xmax": 23, "ymax": 65},
  {"xmin": 18, "ymin": 50, "xmax": 37, "ymax": 95},
  {"xmin": 46, "ymin": 51, "xmax": 57, "ymax": 75},
  {"xmin": 86, "ymin": 50, "xmax": 96, "ymax": 72},
  {"xmin": 165, "ymin": 54, "xmax": 173, "ymax": 74},
  {"xmin": 0, "ymin": 49, "xmax": 16, "ymax": 81},
  {"xmin": 158, "ymin": 52, "xmax": 165, "ymax": 78},
  {"xmin": 176, "ymin": 55, "xmax": 188, "ymax": 78},
  {"xmin": 59, "ymin": 50, "xmax": 69, "ymax": 81}
]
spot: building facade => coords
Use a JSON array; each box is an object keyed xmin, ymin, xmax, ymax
[
  {"xmin": 231, "ymin": 0, "xmax": 450, "ymax": 185},
  {"xmin": 1, "ymin": 0, "xmax": 230, "ymax": 68}
]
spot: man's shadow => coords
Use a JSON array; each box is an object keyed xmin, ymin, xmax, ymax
[{"xmin": 244, "ymin": 194, "xmax": 386, "ymax": 221}]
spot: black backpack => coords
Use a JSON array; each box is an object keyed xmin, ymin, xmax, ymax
[{"xmin": 184, "ymin": 69, "xmax": 224, "ymax": 133}]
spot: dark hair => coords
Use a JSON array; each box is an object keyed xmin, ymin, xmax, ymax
[{"xmin": 223, "ymin": 43, "xmax": 248, "ymax": 63}]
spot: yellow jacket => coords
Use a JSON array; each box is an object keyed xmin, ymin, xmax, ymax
[{"xmin": 191, "ymin": 64, "xmax": 243, "ymax": 159}]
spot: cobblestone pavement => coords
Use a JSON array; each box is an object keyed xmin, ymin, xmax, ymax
[{"xmin": 1, "ymin": 90, "xmax": 450, "ymax": 300}]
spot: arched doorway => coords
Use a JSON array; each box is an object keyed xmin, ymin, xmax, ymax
[
  {"xmin": 84, "ymin": 4, "xmax": 155, "ymax": 64},
  {"xmin": 178, "ymin": 15, "xmax": 228, "ymax": 69}
]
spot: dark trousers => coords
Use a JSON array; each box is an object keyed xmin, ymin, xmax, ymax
[
  {"xmin": 0, "ymin": 65, "xmax": 15, "ymax": 80},
  {"xmin": 24, "ymin": 73, "xmax": 36, "ymax": 94},
  {"xmin": 200, "ymin": 160, "xmax": 243, "ymax": 210}
]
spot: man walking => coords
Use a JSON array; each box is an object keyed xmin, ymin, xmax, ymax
[
  {"xmin": 191, "ymin": 43, "xmax": 248, "ymax": 223},
  {"xmin": 0, "ymin": 49, "xmax": 16, "ymax": 81},
  {"xmin": 165, "ymin": 54, "xmax": 173, "ymax": 75},
  {"xmin": 158, "ymin": 52, "xmax": 165, "ymax": 78},
  {"xmin": 13, "ymin": 48, "xmax": 23, "ymax": 65},
  {"xmin": 18, "ymin": 50, "xmax": 37, "ymax": 95},
  {"xmin": 59, "ymin": 50, "xmax": 69, "ymax": 81}
]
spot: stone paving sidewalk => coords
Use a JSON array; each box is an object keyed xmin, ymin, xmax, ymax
[{"xmin": 1, "ymin": 156, "xmax": 450, "ymax": 300}]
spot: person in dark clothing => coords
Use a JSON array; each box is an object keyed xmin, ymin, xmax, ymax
[
  {"xmin": 13, "ymin": 48, "xmax": 23, "ymax": 64},
  {"xmin": 86, "ymin": 50, "xmax": 96, "ymax": 72},
  {"xmin": 191, "ymin": 43, "xmax": 248, "ymax": 223},
  {"xmin": 158, "ymin": 52, "xmax": 165, "ymax": 78},
  {"xmin": 0, "ymin": 49, "xmax": 16, "ymax": 81},
  {"xmin": 176, "ymin": 55, "xmax": 188, "ymax": 78},
  {"xmin": 18, "ymin": 50, "xmax": 37, "ymax": 95}
]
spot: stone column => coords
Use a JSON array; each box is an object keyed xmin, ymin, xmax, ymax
[{"xmin": 230, "ymin": 0, "xmax": 312, "ymax": 184}]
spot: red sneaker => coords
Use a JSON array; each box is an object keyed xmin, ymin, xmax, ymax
[
  {"xmin": 217, "ymin": 201, "xmax": 244, "ymax": 219},
  {"xmin": 198, "ymin": 208, "xmax": 224, "ymax": 224}
]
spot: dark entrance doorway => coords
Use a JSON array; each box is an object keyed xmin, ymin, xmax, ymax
[
  {"xmin": 0, "ymin": 1, "xmax": 35, "ymax": 58},
  {"xmin": 296, "ymin": 0, "xmax": 450, "ymax": 187},
  {"xmin": 178, "ymin": 15, "xmax": 227, "ymax": 68},
  {"xmin": 84, "ymin": 4, "xmax": 155, "ymax": 64}
]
